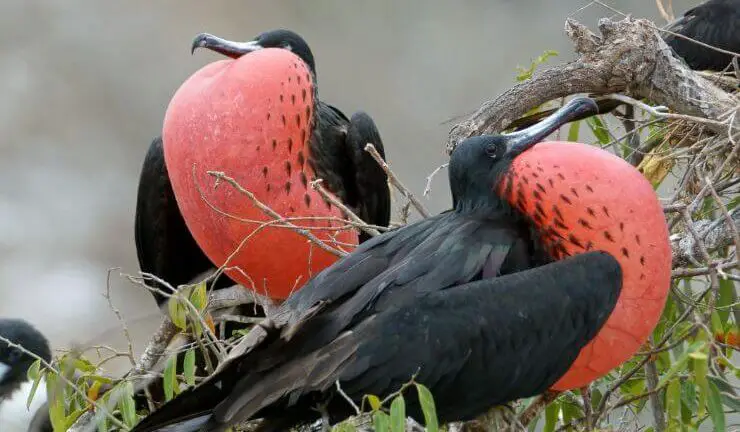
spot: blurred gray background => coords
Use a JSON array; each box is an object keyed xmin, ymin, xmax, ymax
[{"xmin": 0, "ymin": 0, "xmax": 695, "ymax": 371}]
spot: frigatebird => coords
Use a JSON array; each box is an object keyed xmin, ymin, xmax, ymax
[
  {"xmin": 135, "ymin": 29, "xmax": 390, "ymax": 307},
  {"xmin": 130, "ymin": 97, "xmax": 671, "ymax": 431},
  {"xmin": 0, "ymin": 318, "xmax": 51, "ymax": 432},
  {"xmin": 663, "ymin": 0, "xmax": 740, "ymax": 71}
]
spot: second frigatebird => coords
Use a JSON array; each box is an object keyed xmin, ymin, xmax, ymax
[
  {"xmin": 663, "ymin": 0, "xmax": 740, "ymax": 71},
  {"xmin": 130, "ymin": 97, "xmax": 671, "ymax": 431},
  {"xmin": 135, "ymin": 29, "xmax": 390, "ymax": 307}
]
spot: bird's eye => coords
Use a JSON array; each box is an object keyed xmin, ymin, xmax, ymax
[{"xmin": 485, "ymin": 145, "xmax": 498, "ymax": 159}]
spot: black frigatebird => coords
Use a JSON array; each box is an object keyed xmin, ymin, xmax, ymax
[
  {"xmin": 130, "ymin": 97, "xmax": 671, "ymax": 431},
  {"xmin": 0, "ymin": 318, "xmax": 52, "ymax": 432},
  {"xmin": 135, "ymin": 29, "xmax": 390, "ymax": 308},
  {"xmin": 663, "ymin": 0, "xmax": 740, "ymax": 72}
]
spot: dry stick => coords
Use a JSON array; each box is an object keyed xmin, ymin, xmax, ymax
[
  {"xmin": 364, "ymin": 143, "xmax": 431, "ymax": 218},
  {"xmin": 517, "ymin": 391, "xmax": 561, "ymax": 427},
  {"xmin": 207, "ymin": 170, "xmax": 347, "ymax": 257},
  {"xmin": 104, "ymin": 267, "xmax": 136, "ymax": 367},
  {"xmin": 705, "ymin": 175, "xmax": 740, "ymax": 268},
  {"xmin": 644, "ymin": 337, "xmax": 666, "ymax": 432},
  {"xmin": 604, "ymin": 94, "xmax": 729, "ymax": 129},
  {"xmin": 423, "ymin": 162, "xmax": 449, "ymax": 197},
  {"xmin": 311, "ymin": 178, "xmax": 381, "ymax": 237}
]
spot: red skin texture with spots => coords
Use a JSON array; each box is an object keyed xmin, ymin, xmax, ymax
[
  {"xmin": 163, "ymin": 48, "xmax": 358, "ymax": 301},
  {"xmin": 500, "ymin": 142, "xmax": 671, "ymax": 390}
]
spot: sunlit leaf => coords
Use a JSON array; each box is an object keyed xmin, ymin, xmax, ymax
[
  {"xmin": 168, "ymin": 296, "xmax": 187, "ymax": 330},
  {"xmin": 184, "ymin": 349, "xmax": 196, "ymax": 387},
  {"xmin": 389, "ymin": 395, "xmax": 406, "ymax": 432},
  {"xmin": 119, "ymin": 381, "xmax": 138, "ymax": 427},
  {"xmin": 415, "ymin": 383, "xmax": 438, "ymax": 432},
  {"xmin": 567, "ymin": 121, "xmax": 581, "ymax": 142},
  {"xmin": 367, "ymin": 394, "xmax": 382, "ymax": 412},
  {"xmin": 666, "ymin": 379, "xmax": 681, "ymax": 425},
  {"xmin": 544, "ymin": 401, "xmax": 559, "ymax": 432},
  {"xmin": 190, "ymin": 281, "xmax": 208, "ymax": 311}
]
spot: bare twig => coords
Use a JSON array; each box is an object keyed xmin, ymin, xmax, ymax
[
  {"xmin": 311, "ymin": 178, "xmax": 380, "ymax": 237},
  {"xmin": 364, "ymin": 143, "xmax": 431, "ymax": 218}
]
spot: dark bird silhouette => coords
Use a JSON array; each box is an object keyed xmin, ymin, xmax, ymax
[
  {"xmin": 0, "ymin": 318, "xmax": 52, "ymax": 432},
  {"xmin": 135, "ymin": 29, "xmax": 390, "ymax": 308},
  {"xmin": 663, "ymin": 0, "xmax": 740, "ymax": 71},
  {"xmin": 129, "ymin": 97, "xmax": 676, "ymax": 432}
]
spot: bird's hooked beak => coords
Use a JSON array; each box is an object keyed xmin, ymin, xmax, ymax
[
  {"xmin": 502, "ymin": 97, "xmax": 599, "ymax": 157},
  {"xmin": 0, "ymin": 362, "xmax": 9, "ymax": 382},
  {"xmin": 191, "ymin": 33, "xmax": 263, "ymax": 58}
]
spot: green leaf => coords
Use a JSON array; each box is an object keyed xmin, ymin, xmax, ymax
[
  {"xmin": 707, "ymin": 381, "xmax": 726, "ymax": 432},
  {"xmin": 184, "ymin": 348, "xmax": 196, "ymax": 387},
  {"xmin": 717, "ymin": 279, "xmax": 734, "ymax": 326},
  {"xmin": 367, "ymin": 394, "xmax": 382, "ymax": 412},
  {"xmin": 373, "ymin": 411, "xmax": 390, "ymax": 432},
  {"xmin": 119, "ymin": 381, "xmax": 138, "ymax": 427},
  {"xmin": 708, "ymin": 376, "xmax": 740, "ymax": 412},
  {"xmin": 515, "ymin": 50, "xmax": 559, "ymax": 82},
  {"xmin": 666, "ymin": 379, "xmax": 681, "ymax": 424},
  {"xmin": 544, "ymin": 401, "xmax": 559, "ymax": 432},
  {"xmin": 415, "ymin": 383, "xmax": 438, "ymax": 432},
  {"xmin": 44, "ymin": 372, "xmax": 65, "ymax": 431},
  {"xmin": 163, "ymin": 353, "xmax": 178, "ymax": 401},
  {"xmin": 680, "ymin": 379, "xmax": 697, "ymax": 424},
  {"xmin": 168, "ymin": 295, "xmax": 187, "ymax": 330},
  {"xmin": 585, "ymin": 116, "xmax": 610, "ymax": 145},
  {"xmin": 25, "ymin": 360, "xmax": 42, "ymax": 409},
  {"xmin": 567, "ymin": 120, "xmax": 581, "ymax": 142},
  {"xmin": 657, "ymin": 341, "xmax": 705, "ymax": 388},
  {"xmin": 693, "ymin": 349, "xmax": 709, "ymax": 418},
  {"xmin": 389, "ymin": 395, "xmax": 406, "ymax": 432},
  {"xmin": 190, "ymin": 281, "xmax": 208, "ymax": 311}
]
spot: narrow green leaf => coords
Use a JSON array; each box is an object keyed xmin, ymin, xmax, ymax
[
  {"xmin": 415, "ymin": 383, "xmax": 439, "ymax": 432},
  {"xmin": 544, "ymin": 401, "xmax": 559, "ymax": 432},
  {"xmin": 119, "ymin": 381, "xmax": 138, "ymax": 427},
  {"xmin": 717, "ymin": 279, "xmax": 734, "ymax": 325},
  {"xmin": 373, "ymin": 411, "xmax": 390, "ymax": 432},
  {"xmin": 680, "ymin": 379, "xmax": 697, "ymax": 424},
  {"xmin": 367, "ymin": 394, "xmax": 382, "ymax": 412},
  {"xmin": 657, "ymin": 341, "xmax": 704, "ymax": 388},
  {"xmin": 693, "ymin": 350, "xmax": 709, "ymax": 418},
  {"xmin": 163, "ymin": 353, "xmax": 178, "ymax": 401},
  {"xmin": 184, "ymin": 348, "xmax": 196, "ymax": 387},
  {"xmin": 707, "ymin": 381, "xmax": 726, "ymax": 432},
  {"xmin": 708, "ymin": 376, "xmax": 740, "ymax": 411},
  {"xmin": 190, "ymin": 281, "xmax": 208, "ymax": 311},
  {"xmin": 168, "ymin": 296, "xmax": 187, "ymax": 330},
  {"xmin": 666, "ymin": 379, "xmax": 681, "ymax": 423},
  {"xmin": 25, "ymin": 360, "xmax": 42, "ymax": 409},
  {"xmin": 585, "ymin": 116, "xmax": 610, "ymax": 145},
  {"xmin": 567, "ymin": 121, "xmax": 581, "ymax": 142},
  {"xmin": 389, "ymin": 395, "xmax": 406, "ymax": 432}
]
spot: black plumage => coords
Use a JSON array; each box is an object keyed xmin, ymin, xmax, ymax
[
  {"xmin": 131, "ymin": 98, "xmax": 623, "ymax": 432},
  {"xmin": 135, "ymin": 29, "xmax": 390, "ymax": 307},
  {"xmin": 663, "ymin": 0, "xmax": 740, "ymax": 71},
  {"xmin": 0, "ymin": 318, "xmax": 50, "ymax": 402}
]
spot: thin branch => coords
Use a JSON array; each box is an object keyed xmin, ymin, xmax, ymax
[{"xmin": 364, "ymin": 143, "xmax": 431, "ymax": 218}]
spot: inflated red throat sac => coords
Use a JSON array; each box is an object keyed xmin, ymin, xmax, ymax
[
  {"xmin": 162, "ymin": 48, "xmax": 357, "ymax": 301},
  {"xmin": 498, "ymin": 141, "xmax": 672, "ymax": 389}
]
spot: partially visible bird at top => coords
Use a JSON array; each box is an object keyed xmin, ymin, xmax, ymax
[
  {"xmin": 0, "ymin": 318, "xmax": 52, "ymax": 432},
  {"xmin": 663, "ymin": 0, "xmax": 740, "ymax": 71}
]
